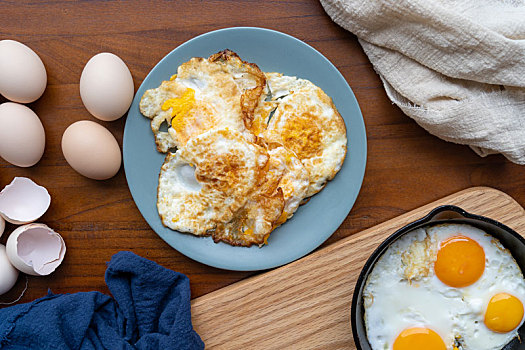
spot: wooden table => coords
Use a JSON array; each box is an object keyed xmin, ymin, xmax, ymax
[{"xmin": 0, "ymin": 0, "xmax": 523, "ymax": 307}]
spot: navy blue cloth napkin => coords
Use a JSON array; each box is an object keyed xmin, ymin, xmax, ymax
[{"xmin": 0, "ymin": 251, "xmax": 204, "ymax": 350}]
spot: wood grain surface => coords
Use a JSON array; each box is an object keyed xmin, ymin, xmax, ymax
[
  {"xmin": 0, "ymin": 0, "xmax": 523, "ymax": 315},
  {"xmin": 191, "ymin": 187, "xmax": 525, "ymax": 349}
]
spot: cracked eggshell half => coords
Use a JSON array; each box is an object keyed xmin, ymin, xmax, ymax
[
  {"xmin": 0, "ymin": 244, "xmax": 19, "ymax": 295},
  {"xmin": 0, "ymin": 177, "xmax": 51, "ymax": 224},
  {"xmin": 6, "ymin": 223, "xmax": 66, "ymax": 276}
]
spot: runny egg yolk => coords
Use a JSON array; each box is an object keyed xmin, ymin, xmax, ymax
[
  {"xmin": 161, "ymin": 88, "xmax": 195, "ymax": 133},
  {"xmin": 484, "ymin": 293, "xmax": 524, "ymax": 333},
  {"xmin": 434, "ymin": 235, "xmax": 485, "ymax": 288},
  {"xmin": 393, "ymin": 327, "xmax": 446, "ymax": 350}
]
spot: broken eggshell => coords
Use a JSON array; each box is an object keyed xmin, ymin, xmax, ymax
[
  {"xmin": 0, "ymin": 177, "xmax": 51, "ymax": 224},
  {"xmin": 6, "ymin": 223, "xmax": 66, "ymax": 276}
]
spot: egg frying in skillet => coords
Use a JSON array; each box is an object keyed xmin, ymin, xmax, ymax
[{"xmin": 363, "ymin": 223, "xmax": 525, "ymax": 350}]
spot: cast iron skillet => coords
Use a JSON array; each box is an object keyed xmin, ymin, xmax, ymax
[{"xmin": 351, "ymin": 205, "xmax": 525, "ymax": 350}]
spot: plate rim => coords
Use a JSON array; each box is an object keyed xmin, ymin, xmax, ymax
[{"xmin": 123, "ymin": 26, "xmax": 367, "ymax": 271}]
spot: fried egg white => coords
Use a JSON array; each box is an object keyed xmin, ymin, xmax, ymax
[
  {"xmin": 267, "ymin": 143, "xmax": 309, "ymax": 221},
  {"xmin": 140, "ymin": 50, "xmax": 267, "ymax": 152},
  {"xmin": 265, "ymin": 72, "xmax": 312, "ymax": 100},
  {"xmin": 364, "ymin": 223, "xmax": 525, "ymax": 350},
  {"xmin": 214, "ymin": 150, "xmax": 285, "ymax": 247},
  {"xmin": 157, "ymin": 128, "xmax": 268, "ymax": 235},
  {"xmin": 263, "ymin": 73, "xmax": 347, "ymax": 197}
]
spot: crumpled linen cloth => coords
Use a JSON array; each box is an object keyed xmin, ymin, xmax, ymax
[
  {"xmin": 0, "ymin": 251, "xmax": 204, "ymax": 350},
  {"xmin": 320, "ymin": 0, "xmax": 525, "ymax": 164}
]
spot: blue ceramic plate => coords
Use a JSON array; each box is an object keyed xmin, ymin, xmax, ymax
[{"xmin": 123, "ymin": 27, "xmax": 367, "ymax": 271}]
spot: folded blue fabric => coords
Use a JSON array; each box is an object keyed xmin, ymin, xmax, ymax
[{"xmin": 0, "ymin": 251, "xmax": 204, "ymax": 350}]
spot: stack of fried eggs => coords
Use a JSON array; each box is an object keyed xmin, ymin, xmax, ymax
[
  {"xmin": 139, "ymin": 50, "xmax": 346, "ymax": 247},
  {"xmin": 363, "ymin": 223, "xmax": 525, "ymax": 350}
]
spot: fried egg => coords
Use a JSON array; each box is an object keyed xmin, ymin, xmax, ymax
[
  {"xmin": 363, "ymin": 224, "xmax": 525, "ymax": 350},
  {"xmin": 140, "ymin": 50, "xmax": 266, "ymax": 151},
  {"xmin": 157, "ymin": 128, "xmax": 268, "ymax": 235},
  {"xmin": 263, "ymin": 73, "xmax": 346, "ymax": 197}
]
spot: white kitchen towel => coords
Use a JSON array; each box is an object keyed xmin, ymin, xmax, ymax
[{"xmin": 320, "ymin": 0, "xmax": 525, "ymax": 164}]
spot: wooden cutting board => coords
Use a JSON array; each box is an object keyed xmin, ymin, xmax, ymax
[{"xmin": 191, "ymin": 187, "xmax": 525, "ymax": 349}]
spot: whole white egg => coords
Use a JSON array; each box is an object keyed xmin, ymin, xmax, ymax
[
  {"xmin": 0, "ymin": 244, "xmax": 19, "ymax": 296},
  {"xmin": 0, "ymin": 102, "xmax": 45, "ymax": 167},
  {"xmin": 61, "ymin": 120, "xmax": 121, "ymax": 180},
  {"xmin": 0, "ymin": 216, "xmax": 4, "ymax": 238},
  {"xmin": 80, "ymin": 52, "xmax": 134, "ymax": 121},
  {"xmin": 0, "ymin": 40, "xmax": 47, "ymax": 103}
]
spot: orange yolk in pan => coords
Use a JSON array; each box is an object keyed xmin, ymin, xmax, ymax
[
  {"xmin": 434, "ymin": 235, "xmax": 485, "ymax": 288},
  {"xmin": 393, "ymin": 327, "xmax": 446, "ymax": 350},
  {"xmin": 484, "ymin": 292, "xmax": 524, "ymax": 333}
]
